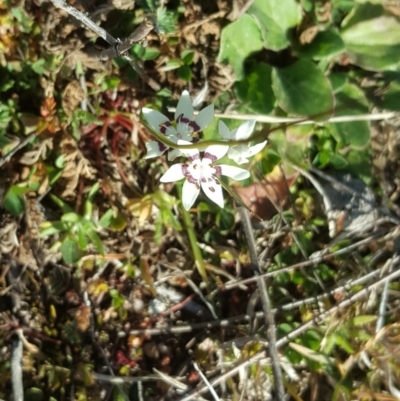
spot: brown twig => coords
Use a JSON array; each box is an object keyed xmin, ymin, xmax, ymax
[{"xmin": 49, "ymin": 0, "xmax": 160, "ymax": 90}]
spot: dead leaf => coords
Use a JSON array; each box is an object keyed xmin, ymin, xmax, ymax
[
  {"xmin": 62, "ymin": 81, "xmax": 85, "ymax": 117},
  {"xmin": 234, "ymin": 168, "xmax": 298, "ymax": 221}
]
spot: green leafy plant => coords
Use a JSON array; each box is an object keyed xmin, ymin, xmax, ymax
[{"xmin": 40, "ymin": 183, "xmax": 113, "ymax": 263}]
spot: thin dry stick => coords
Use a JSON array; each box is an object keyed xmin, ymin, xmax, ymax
[
  {"xmin": 176, "ymin": 261, "xmax": 400, "ymax": 401},
  {"xmin": 127, "ymin": 255, "xmax": 390, "ymax": 336},
  {"xmin": 92, "ymin": 372, "xmax": 161, "ymax": 384},
  {"xmin": 224, "ymin": 225, "xmax": 397, "ymax": 290},
  {"xmin": 0, "ymin": 133, "xmax": 36, "ymax": 168},
  {"xmin": 213, "ymin": 111, "xmax": 397, "ymax": 124},
  {"xmin": 193, "ymin": 362, "xmax": 220, "ymax": 401},
  {"xmin": 376, "ymin": 256, "xmax": 396, "ymax": 333},
  {"xmin": 49, "ymin": 0, "xmax": 160, "ymax": 90},
  {"xmin": 237, "ymin": 205, "xmax": 285, "ymax": 400},
  {"xmin": 11, "ymin": 330, "xmax": 24, "ymax": 401}
]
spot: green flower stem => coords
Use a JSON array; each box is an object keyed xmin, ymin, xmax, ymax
[{"xmin": 176, "ymin": 185, "xmax": 208, "ymax": 284}]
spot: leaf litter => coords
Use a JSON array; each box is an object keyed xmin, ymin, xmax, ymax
[{"xmin": 0, "ymin": 0, "xmax": 400, "ymax": 400}]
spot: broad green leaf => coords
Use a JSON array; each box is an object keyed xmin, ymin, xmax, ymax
[
  {"xmin": 139, "ymin": 47, "xmax": 160, "ymax": 61},
  {"xmin": 181, "ymin": 50, "xmax": 194, "ymax": 65},
  {"xmin": 341, "ymin": 7, "xmax": 400, "ymax": 71},
  {"xmin": 329, "ymin": 73, "xmax": 347, "ymax": 93},
  {"xmin": 297, "ymin": 29, "xmax": 345, "ymax": 59},
  {"xmin": 3, "ymin": 186, "xmax": 25, "ymax": 216},
  {"xmin": 218, "ymin": 14, "xmax": 264, "ymax": 80},
  {"xmin": 178, "ymin": 65, "xmax": 192, "ymax": 82},
  {"xmin": 328, "ymin": 82, "xmax": 370, "ymax": 149},
  {"xmin": 341, "ymin": 2, "xmax": 384, "ymax": 30},
  {"xmin": 31, "ymin": 59, "xmax": 45, "ymax": 75},
  {"xmin": 60, "ymin": 238, "xmax": 83, "ymax": 264},
  {"xmin": 160, "ymin": 59, "xmax": 182, "ymax": 72},
  {"xmin": 314, "ymin": 150, "xmax": 347, "ymax": 169},
  {"xmin": 271, "ymin": 59, "xmax": 334, "ymax": 118},
  {"xmin": 234, "ymin": 63, "xmax": 275, "ymax": 114},
  {"xmin": 248, "ymin": 0, "xmax": 301, "ymax": 51}
]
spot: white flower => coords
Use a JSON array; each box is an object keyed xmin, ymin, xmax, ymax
[
  {"xmin": 218, "ymin": 120, "xmax": 267, "ymax": 165},
  {"xmin": 160, "ymin": 141, "xmax": 250, "ymax": 210},
  {"xmin": 143, "ymin": 90, "xmax": 214, "ymax": 160}
]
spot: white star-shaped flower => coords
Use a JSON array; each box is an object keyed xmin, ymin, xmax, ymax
[
  {"xmin": 160, "ymin": 141, "xmax": 250, "ymax": 210},
  {"xmin": 143, "ymin": 90, "xmax": 214, "ymax": 160},
  {"xmin": 218, "ymin": 120, "xmax": 267, "ymax": 165}
]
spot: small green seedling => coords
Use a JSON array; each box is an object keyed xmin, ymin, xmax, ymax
[{"xmin": 40, "ymin": 182, "xmax": 114, "ymax": 263}]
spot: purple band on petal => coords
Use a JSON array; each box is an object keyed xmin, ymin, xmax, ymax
[
  {"xmin": 188, "ymin": 153, "xmax": 200, "ymax": 163},
  {"xmin": 159, "ymin": 121, "xmax": 172, "ymax": 134},
  {"xmin": 214, "ymin": 166, "xmax": 222, "ymax": 175},
  {"xmin": 158, "ymin": 141, "xmax": 168, "ymax": 152},
  {"xmin": 176, "ymin": 114, "xmax": 200, "ymax": 132},
  {"xmin": 188, "ymin": 121, "xmax": 200, "ymax": 132},
  {"xmin": 182, "ymin": 164, "xmax": 197, "ymax": 184},
  {"xmin": 204, "ymin": 152, "xmax": 218, "ymax": 163},
  {"xmin": 182, "ymin": 163, "xmax": 189, "ymax": 175}
]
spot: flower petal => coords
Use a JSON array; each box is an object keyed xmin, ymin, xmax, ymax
[
  {"xmin": 178, "ymin": 139, "xmax": 200, "ymax": 161},
  {"xmin": 216, "ymin": 164, "xmax": 250, "ymax": 180},
  {"xmin": 145, "ymin": 141, "xmax": 168, "ymax": 159},
  {"xmin": 218, "ymin": 121, "xmax": 232, "ymax": 140},
  {"xmin": 176, "ymin": 123, "xmax": 192, "ymax": 138},
  {"xmin": 235, "ymin": 119, "xmax": 256, "ymax": 140},
  {"xmin": 167, "ymin": 148, "xmax": 183, "ymax": 161},
  {"xmin": 227, "ymin": 146, "xmax": 248, "ymax": 164},
  {"xmin": 194, "ymin": 104, "xmax": 214, "ymax": 131},
  {"xmin": 201, "ymin": 178, "xmax": 224, "ymax": 208},
  {"xmin": 246, "ymin": 140, "xmax": 267, "ymax": 157},
  {"xmin": 203, "ymin": 144, "xmax": 229, "ymax": 162},
  {"xmin": 175, "ymin": 90, "xmax": 193, "ymax": 121},
  {"xmin": 160, "ymin": 164, "xmax": 185, "ymax": 183},
  {"xmin": 182, "ymin": 179, "xmax": 200, "ymax": 210},
  {"xmin": 143, "ymin": 108, "xmax": 176, "ymax": 136}
]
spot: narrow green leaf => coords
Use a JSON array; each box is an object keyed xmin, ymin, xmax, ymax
[
  {"xmin": 40, "ymin": 221, "xmax": 68, "ymax": 237},
  {"xmin": 50, "ymin": 194, "xmax": 74, "ymax": 213},
  {"xmin": 86, "ymin": 229, "xmax": 104, "ymax": 255},
  {"xmin": 98, "ymin": 209, "xmax": 114, "ymax": 228},
  {"xmin": 77, "ymin": 228, "xmax": 88, "ymax": 250}
]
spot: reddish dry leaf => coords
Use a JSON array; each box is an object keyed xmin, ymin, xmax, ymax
[{"xmin": 234, "ymin": 168, "xmax": 298, "ymax": 221}]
